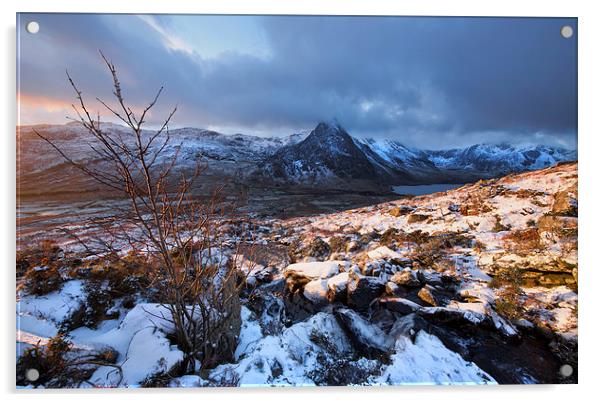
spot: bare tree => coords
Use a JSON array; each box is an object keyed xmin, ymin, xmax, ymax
[{"xmin": 35, "ymin": 51, "xmax": 255, "ymax": 374}]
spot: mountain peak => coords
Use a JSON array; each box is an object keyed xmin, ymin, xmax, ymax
[{"xmin": 312, "ymin": 119, "xmax": 345, "ymax": 135}]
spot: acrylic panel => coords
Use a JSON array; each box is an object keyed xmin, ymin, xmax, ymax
[{"xmin": 16, "ymin": 13, "xmax": 578, "ymax": 388}]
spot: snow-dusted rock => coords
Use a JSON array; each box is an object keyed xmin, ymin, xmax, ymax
[
  {"xmin": 284, "ymin": 261, "xmax": 347, "ymax": 281},
  {"xmin": 303, "ymin": 279, "xmax": 329, "ymax": 305},
  {"xmin": 326, "ymin": 272, "xmax": 350, "ymax": 303},
  {"xmin": 367, "ymin": 246, "xmax": 404, "ymax": 261},
  {"xmin": 347, "ymin": 272, "xmax": 386, "ymax": 311},
  {"xmin": 419, "ymin": 306, "xmax": 488, "ymax": 326},
  {"xmin": 378, "ymin": 297, "xmax": 421, "ymax": 315}
]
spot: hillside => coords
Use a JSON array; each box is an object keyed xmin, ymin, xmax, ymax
[{"xmin": 17, "ymin": 162, "xmax": 578, "ymax": 386}]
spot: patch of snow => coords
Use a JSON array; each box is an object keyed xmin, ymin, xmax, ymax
[
  {"xmin": 375, "ymin": 331, "xmax": 496, "ymax": 385},
  {"xmin": 367, "ymin": 246, "xmax": 405, "ymax": 261},
  {"xmin": 284, "ymin": 261, "xmax": 347, "ymax": 280}
]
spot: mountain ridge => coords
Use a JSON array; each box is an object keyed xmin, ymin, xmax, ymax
[{"xmin": 17, "ymin": 121, "xmax": 577, "ymax": 195}]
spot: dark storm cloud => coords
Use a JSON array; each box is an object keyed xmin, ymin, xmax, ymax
[{"xmin": 18, "ymin": 14, "xmax": 577, "ymax": 148}]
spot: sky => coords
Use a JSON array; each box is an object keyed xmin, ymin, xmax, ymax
[{"xmin": 17, "ymin": 14, "xmax": 577, "ymax": 149}]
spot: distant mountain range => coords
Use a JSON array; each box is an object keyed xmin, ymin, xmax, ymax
[
  {"xmin": 256, "ymin": 121, "xmax": 576, "ymax": 189},
  {"xmin": 17, "ymin": 121, "xmax": 577, "ymax": 196}
]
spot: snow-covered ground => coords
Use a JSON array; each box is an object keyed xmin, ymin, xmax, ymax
[{"xmin": 16, "ymin": 162, "xmax": 578, "ymax": 387}]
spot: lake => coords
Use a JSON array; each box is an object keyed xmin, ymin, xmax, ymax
[{"xmin": 392, "ymin": 183, "xmax": 464, "ymax": 196}]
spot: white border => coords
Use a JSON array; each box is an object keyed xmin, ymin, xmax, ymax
[{"xmin": 3, "ymin": 1, "xmax": 601, "ymax": 401}]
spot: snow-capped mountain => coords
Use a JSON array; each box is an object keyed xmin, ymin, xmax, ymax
[
  {"xmin": 427, "ymin": 143, "xmax": 578, "ymax": 176},
  {"xmin": 257, "ymin": 121, "xmax": 576, "ymax": 188},
  {"xmin": 257, "ymin": 121, "xmax": 379, "ymax": 185},
  {"xmin": 17, "ymin": 121, "xmax": 577, "ymax": 196}
]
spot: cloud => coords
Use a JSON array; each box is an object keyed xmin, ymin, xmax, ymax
[{"xmin": 17, "ymin": 14, "xmax": 577, "ymax": 149}]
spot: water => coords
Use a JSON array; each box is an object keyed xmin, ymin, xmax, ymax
[{"xmin": 392, "ymin": 183, "xmax": 463, "ymax": 196}]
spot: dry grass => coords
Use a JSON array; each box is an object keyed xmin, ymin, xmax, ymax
[
  {"xmin": 16, "ymin": 334, "xmax": 119, "ymax": 388},
  {"xmin": 503, "ymin": 228, "xmax": 544, "ymax": 255},
  {"xmin": 459, "ymin": 195, "xmax": 493, "ymax": 216},
  {"xmin": 488, "ymin": 265, "xmax": 525, "ymax": 320}
]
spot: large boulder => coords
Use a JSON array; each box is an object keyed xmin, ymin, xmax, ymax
[
  {"xmin": 346, "ymin": 272, "xmax": 386, "ymax": 311},
  {"xmin": 303, "ymin": 279, "xmax": 330, "ymax": 305}
]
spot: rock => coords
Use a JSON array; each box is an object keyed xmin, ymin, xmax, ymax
[
  {"xmin": 416, "ymin": 270, "xmax": 457, "ymax": 290},
  {"xmin": 335, "ymin": 308, "xmax": 393, "ymax": 359},
  {"xmin": 385, "ymin": 281, "xmax": 400, "ymax": 296},
  {"xmin": 418, "ymin": 305, "xmax": 519, "ymax": 340},
  {"xmin": 551, "ymin": 187, "xmax": 578, "ymax": 217},
  {"xmin": 367, "ymin": 246, "xmax": 404, "ymax": 261},
  {"xmin": 359, "ymin": 231, "xmax": 380, "ymax": 245},
  {"xmin": 418, "ymin": 285, "xmax": 438, "ymax": 306},
  {"xmin": 389, "ymin": 206, "xmax": 413, "ymax": 217},
  {"xmin": 378, "ymin": 297, "xmax": 421, "ymax": 315},
  {"xmin": 284, "ymin": 290, "xmax": 321, "ymax": 324},
  {"xmin": 537, "ymin": 215, "xmax": 577, "ymax": 235},
  {"xmin": 389, "ymin": 313, "xmax": 431, "ymax": 342},
  {"xmin": 347, "ymin": 271, "xmax": 386, "ymax": 311},
  {"xmin": 326, "ymin": 272, "xmax": 350, "ymax": 303},
  {"xmin": 303, "ymin": 279, "xmax": 330, "ymax": 305},
  {"xmin": 448, "ymin": 204, "xmax": 460, "ymax": 213},
  {"xmin": 284, "ymin": 261, "xmax": 347, "ymax": 293},
  {"xmin": 418, "ymin": 306, "xmax": 488, "ymax": 326},
  {"xmin": 407, "ymin": 214, "xmax": 429, "ymax": 224},
  {"xmin": 390, "ymin": 269, "xmax": 421, "ymax": 287},
  {"xmin": 489, "ymin": 310, "xmax": 520, "ymax": 339},
  {"xmin": 270, "ymin": 359, "xmax": 284, "ymax": 379},
  {"xmin": 416, "ymin": 270, "xmax": 436, "ymax": 286},
  {"xmin": 246, "ymin": 290, "xmax": 287, "ymax": 335}
]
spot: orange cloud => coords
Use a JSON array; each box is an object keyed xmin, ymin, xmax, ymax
[{"xmin": 17, "ymin": 93, "xmax": 74, "ymax": 125}]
